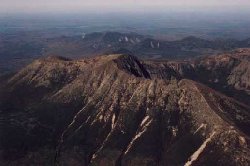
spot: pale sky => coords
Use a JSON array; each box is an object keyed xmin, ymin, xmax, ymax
[{"xmin": 1, "ymin": 0, "xmax": 250, "ymax": 14}]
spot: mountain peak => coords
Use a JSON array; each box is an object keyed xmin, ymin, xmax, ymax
[
  {"xmin": 39, "ymin": 55, "xmax": 72, "ymax": 62},
  {"xmin": 112, "ymin": 54, "xmax": 151, "ymax": 79},
  {"xmin": 1, "ymin": 50, "xmax": 250, "ymax": 166}
]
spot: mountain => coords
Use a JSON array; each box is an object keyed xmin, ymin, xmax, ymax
[
  {"xmin": 0, "ymin": 49, "xmax": 249, "ymax": 165},
  {"xmin": 44, "ymin": 32, "xmax": 250, "ymax": 59},
  {"xmin": 2, "ymin": 31, "xmax": 250, "ymax": 75},
  {"xmin": 142, "ymin": 48, "xmax": 250, "ymax": 106},
  {"xmin": 191, "ymin": 48, "xmax": 250, "ymax": 105}
]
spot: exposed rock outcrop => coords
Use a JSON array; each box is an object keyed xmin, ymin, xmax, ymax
[{"xmin": 0, "ymin": 52, "xmax": 249, "ymax": 166}]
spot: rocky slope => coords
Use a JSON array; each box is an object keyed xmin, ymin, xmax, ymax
[
  {"xmin": 143, "ymin": 48, "xmax": 250, "ymax": 106},
  {"xmin": 0, "ymin": 51, "xmax": 250, "ymax": 166}
]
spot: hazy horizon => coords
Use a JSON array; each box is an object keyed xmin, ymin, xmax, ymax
[
  {"xmin": 1, "ymin": 0, "xmax": 250, "ymax": 41},
  {"xmin": 1, "ymin": 0, "xmax": 250, "ymax": 15}
]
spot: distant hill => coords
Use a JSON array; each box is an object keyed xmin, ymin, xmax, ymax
[
  {"xmin": 1, "ymin": 31, "xmax": 250, "ymax": 75},
  {"xmin": 44, "ymin": 32, "xmax": 250, "ymax": 59}
]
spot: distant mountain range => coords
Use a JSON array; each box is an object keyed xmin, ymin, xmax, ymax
[
  {"xmin": 1, "ymin": 31, "xmax": 250, "ymax": 75},
  {"xmin": 0, "ymin": 48, "xmax": 249, "ymax": 165},
  {"xmin": 44, "ymin": 32, "xmax": 250, "ymax": 58}
]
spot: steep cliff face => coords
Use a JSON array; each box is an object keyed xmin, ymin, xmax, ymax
[{"xmin": 0, "ymin": 52, "xmax": 249, "ymax": 166}]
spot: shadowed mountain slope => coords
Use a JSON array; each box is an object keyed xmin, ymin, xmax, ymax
[{"xmin": 0, "ymin": 51, "xmax": 249, "ymax": 166}]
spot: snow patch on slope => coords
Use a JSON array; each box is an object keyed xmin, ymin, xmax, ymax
[
  {"xmin": 124, "ymin": 116, "xmax": 152, "ymax": 154},
  {"xmin": 111, "ymin": 114, "xmax": 116, "ymax": 129},
  {"xmin": 184, "ymin": 132, "xmax": 216, "ymax": 166}
]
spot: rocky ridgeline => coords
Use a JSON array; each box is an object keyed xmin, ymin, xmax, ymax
[{"xmin": 0, "ymin": 50, "xmax": 250, "ymax": 166}]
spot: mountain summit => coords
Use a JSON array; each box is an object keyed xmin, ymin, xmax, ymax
[{"xmin": 0, "ymin": 51, "xmax": 250, "ymax": 166}]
